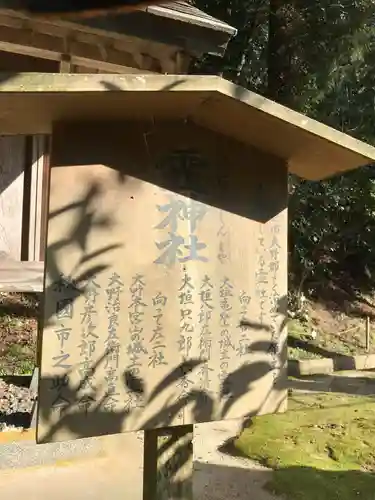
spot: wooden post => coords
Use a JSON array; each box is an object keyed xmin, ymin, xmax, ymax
[
  {"xmin": 59, "ymin": 54, "xmax": 72, "ymax": 73},
  {"xmin": 366, "ymin": 316, "xmax": 371, "ymax": 352},
  {"xmin": 143, "ymin": 425, "xmax": 193, "ymax": 500}
]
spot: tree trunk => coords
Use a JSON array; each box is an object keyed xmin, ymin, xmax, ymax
[{"xmin": 267, "ymin": 0, "xmax": 295, "ymax": 105}]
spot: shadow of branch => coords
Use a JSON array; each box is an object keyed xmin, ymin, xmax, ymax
[
  {"xmin": 38, "ymin": 154, "xmax": 288, "ymax": 496},
  {"xmin": 43, "ymin": 179, "xmax": 123, "ymax": 326},
  {"xmin": 38, "ymin": 297, "xmax": 288, "ymax": 498}
]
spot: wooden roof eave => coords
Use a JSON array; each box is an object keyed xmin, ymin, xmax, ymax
[{"xmin": 0, "ymin": 73, "xmax": 373, "ymax": 180}]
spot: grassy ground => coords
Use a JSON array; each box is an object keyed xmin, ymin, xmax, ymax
[
  {"xmin": 236, "ymin": 391, "xmax": 375, "ymax": 499},
  {"xmin": 0, "ymin": 292, "xmax": 38, "ymax": 375}
]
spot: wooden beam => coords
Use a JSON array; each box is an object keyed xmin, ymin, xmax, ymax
[
  {"xmin": 28, "ymin": 135, "xmax": 46, "ymax": 262},
  {"xmin": 0, "ymin": 257, "xmax": 43, "ymax": 292},
  {"xmin": 0, "ymin": 24, "xmax": 146, "ymax": 69},
  {"xmin": 0, "ymin": 10, "xmax": 180, "ymax": 73}
]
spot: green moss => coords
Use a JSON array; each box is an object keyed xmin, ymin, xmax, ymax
[{"xmin": 236, "ymin": 392, "xmax": 375, "ymax": 499}]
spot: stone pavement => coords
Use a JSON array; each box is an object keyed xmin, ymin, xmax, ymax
[{"xmin": 0, "ymin": 421, "xmax": 280, "ymax": 500}]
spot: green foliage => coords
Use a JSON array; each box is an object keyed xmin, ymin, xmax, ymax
[
  {"xmin": 289, "ymin": 167, "xmax": 375, "ymax": 289},
  {"xmin": 194, "ymin": 0, "xmax": 375, "ymax": 297},
  {"xmin": 193, "ymin": 0, "xmax": 268, "ymax": 91}
]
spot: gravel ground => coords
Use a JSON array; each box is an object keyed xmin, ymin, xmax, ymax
[
  {"xmin": 0, "ymin": 378, "xmax": 35, "ymax": 431},
  {"xmin": 194, "ymin": 420, "xmax": 281, "ymax": 500}
]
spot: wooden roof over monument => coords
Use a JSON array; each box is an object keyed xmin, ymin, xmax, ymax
[
  {"xmin": 0, "ymin": 72, "xmax": 373, "ymax": 180},
  {"xmin": 0, "ymin": 1, "xmax": 236, "ymax": 74},
  {"xmin": 78, "ymin": 1, "xmax": 237, "ymax": 56}
]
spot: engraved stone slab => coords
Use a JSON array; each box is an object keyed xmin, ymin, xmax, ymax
[{"xmin": 37, "ymin": 121, "xmax": 288, "ymax": 443}]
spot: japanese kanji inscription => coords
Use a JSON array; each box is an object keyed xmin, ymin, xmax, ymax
[{"xmin": 37, "ymin": 122, "xmax": 288, "ymax": 443}]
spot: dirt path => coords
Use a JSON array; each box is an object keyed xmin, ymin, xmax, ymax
[{"xmin": 194, "ymin": 420, "xmax": 282, "ymax": 500}]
